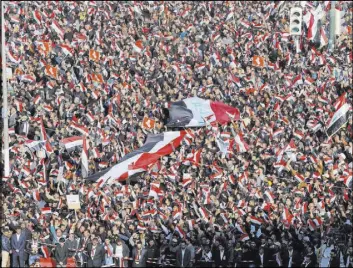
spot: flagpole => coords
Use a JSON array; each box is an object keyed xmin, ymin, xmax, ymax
[
  {"xmin": 328, "ymin": 1, "xmax": 336, "ymax": 52},
  {"xmin": 2, "ymin": 1, "xmax": 10, "ymax": 177}
]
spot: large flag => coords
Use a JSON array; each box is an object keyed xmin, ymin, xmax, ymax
[
  {"xmin": 326, "ymin": 102, "xmax": 352, "ymax": 137},
  {"xmin": 165, "ymin": 97, "xmax": 240, "ymax": 127},
  {"xmin": 86, "ymin": 131, "xmax": 186, "ymax": 185}
]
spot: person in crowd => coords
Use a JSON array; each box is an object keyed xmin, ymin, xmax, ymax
[
  {"xmin": 54, "ymin": 237, "xmax": 69, "ymax": 267},
  {"xmin": 132, "ymin": 241, "xmax": 147, "ymax": 267},
  {"xmin": 175, "ymin": 241, "xmax": 192, "ymax": 268},
  {"xmin": 26, "ymin": 231, "xmax": 42, "ymax": 266},
  {"xmin": 10, "ymin": 226, "xmax": 26, "ymax": 268},
  {"xmin": 1, "ymin": 227, "xmax": 12, "ymax": 268},
  {"xmin": 113, "ymin": 238, "xmax": 130, "ymax": 267},
  {"xmin": 65, "ymin": 232, "xmax": 79, "ymax": 258},
  {"xmin": 86, "ymin": 237, "xmax": 104, "ymax": 267}
]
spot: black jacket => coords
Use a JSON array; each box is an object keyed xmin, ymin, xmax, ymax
[{"xmin": 54, "ymin": 243, "xmax": 69, "ymax": 264}]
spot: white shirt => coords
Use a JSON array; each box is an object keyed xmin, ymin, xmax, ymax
[
  {"xmin": 16, "ymin": 233, "xmax": 21, "ymax": 241},
  {"xmin": 220, "ymin": 250, "xmax": 225, "ymax": 261},
  {"xmin": 288, "ymin": 250, "xmax": 293, "ymax": 267},
  {"xmin": 260, "ymin": 254, "xmax": 264, "ymax": 265},
  {"xmin": 115, "ymin": 245, "xmax": 123, "ymax": 258}
]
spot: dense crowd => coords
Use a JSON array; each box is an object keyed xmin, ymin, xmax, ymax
[{"xmin": 1, "ymin": 1, "xmax": 353, "ymax": 268}]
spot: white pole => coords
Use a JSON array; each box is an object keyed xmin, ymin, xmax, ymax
[
  {"xmin": 2, "ymin": 1, "xmax": 10, "ymax": 177},
  {"xmin": 295, "ymin": 37, "xmax": 301, "ymax": 53},
  {"xmin": 329, "ymin": 1, "xmax": 336, "ymax": 51}
]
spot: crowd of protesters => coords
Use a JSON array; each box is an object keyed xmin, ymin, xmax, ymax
[{"xmin": 1, "ymin": 1, "xmax": 353, "ymax": 267}]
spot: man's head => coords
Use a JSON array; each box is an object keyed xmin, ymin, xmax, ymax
[
  {"xmin": 84, "ymin": 230, "xmax": 90, "ymax": 238},
  {"xmin": 56, "ymin": 229, "xmax": 62, "ymax": 238},
  {"xmin": 15, "ymin": 226, "xmax": 22, "ymax": 234},
  {"xmin": 92, "ymin": 237, "xmax": 98, "ymax": 246},
  {"xmin": 137, "ymin": 241, "xmax": 142, "ymax": 249},
  {"xmin": 69, "ymin": 233, "xmax": 75, "ymax": 240},
  {"xmin": 60, "ymin": 224, "xmax": 66, "ymax": 232},
  {"xmin": 180, "ymin": 241, "xmax": 187, "ymax": 250},
  {"xmin": 59, "ymin": 237, "xmax": 65, "ymax": 245}
]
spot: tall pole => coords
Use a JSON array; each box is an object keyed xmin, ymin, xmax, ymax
[
  {"xmin": 328, "ymin": 1, "xmax": 336, "ymax": 52},
  {"xmin": 2, "ymin": 1, "xmax": 10, "ymax": 177}
]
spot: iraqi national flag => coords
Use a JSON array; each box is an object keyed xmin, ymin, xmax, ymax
[
  {"xmin": 264, "ymin": 190, "xmax": 275, "ymax": 204},
  {"xmin": 10, "ymin": 15, "xmax": 20, "ymax": 24},
  {"xmin": 51, "ymin": 20, "xmax": 65, "ymax": 39},
  {"xmin": 41, "ymin": 207, "xmax": 52, "ymax": 215},
  {"xmin": 60, "ymin": 44, "xmax": 74, "ymax": 57},
  {"xmin": 165, "ymin": 97, "xmax": 240, "ymax": 127},
  {"xmin": 320, "ymin": 27, "xmax": 328, "ymax": 48},
  {"xmin": 282, "ymin": 208, "xmax": 293, "ymax": 222},
  {"xmin": 234, "ymin": 132, "xmax": 249, "ymax": 153},
  {"xmin": 33, "ymin": 189, "xmax": 41, "ymax": 202},
  {"xmin": 60, "ymin": 136, "xmax": 83, "ymax": 150},
  {"xmin": 326, "ymin": 103, "xmax": 352, "ymax": 137},
  {"xmin": 182, "ymin": 175, "xmax": 192, "ymax": 188},
  {"xmin": 343, "ymin": 174, "xmax": 352, "ymax": 188},
  {"xmin": 8, "ymin": 51, "xmax": 21, "ymax": 64},
  {"xmin": 175, "ymin": 225, "xmax": 186, "ymax": 238},
  {"xmin": 86, "ymin": 131, "xmax": 186, "ymax": 185},
  {"xmin": 294, "ymin": 173, "xmax": 305, "ymax": 183},
  {"xmin": 250, "ymin": 216, "xmax": 263, "ymax": 225},
  {"xmin": 239, "ymin": 20, "xmax": 251, "ymax": 29},
  {"xmin": 32, "ymin": 10, "xmax": 42, "ymax": 24},
  {"xmin": 307, "ymin": 12, "xmax": 319, "ymax": 41},
  {"xmin": 21, "ymin": 75, "xmax": 36, "ymax": 83},
  {"xmin": 198, "ymin": 207, "xmax": 209, "ymax": 222},
  {"xmin": 240, "ymin": 234, "xmax": 250, "ymax": 242},
  {"xmin": 294, "ymin": 130, "xmax": 304, "ymax": 140},
  {"xmin": 333, "ymin": 93, "xmax": 347, "ymax": 110},
  {"xmin": 148, "ymin": 182, "xmax": 161, "ymax": 199},
  {"xmin": 304, "ymin": 76, "xmax": 315, "ymax": 86},
  {"xmin": 230, "ymin": 74, "xmax": 242, "ymax": 88},
  {"xmin": 25, "ymin": 140, "xmax": 44, "ymax": 152},
  {"xmin": 133, "ymin": 40, "xmax": 144, "ymax": 53},
  {"xmin": 291, "ymin": 74, "xmax": 303, "ymax": 87},
  {"xmin": 81, "ymin": 136, "xmax": 89, "ymax": 178},
  {"xmin": 187, "ymin": 219, "xmax": 196, "ymax": 230},
  {"xmin": 34, "ymin": 95, "xmax": 41, "ymax": 105},
  {"xmin": 70, "ymin": 122, "xmax": 89, "ymax": 136}
]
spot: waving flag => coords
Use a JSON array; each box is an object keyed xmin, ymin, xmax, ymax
[
  {"xmin": 51, "ymin": 20, "xmax": 65, "ymax": 39},
  {"xmin": 60, "ymin": 136, "xmax": 83, "ymax": 150},
  {"xmin": 8, "ymin": 51, "xmax": 21, "ymax": 64},
  {"xmin": 86, "ymin": 131, "xmax": 186, "ymax": 185},
  {"xmin": 326, "ymin": 102, "xmax": 352, "ymax": 137},
  {"xmin": 165, "ymin": 97, "xmax": 239, "ymax": 127},
  {"xmin": 234, "ymin": 132, "xmax": 249, "ymax": 153}
]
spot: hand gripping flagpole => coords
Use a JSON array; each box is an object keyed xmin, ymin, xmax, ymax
[{"xmin": 2, "ymin": 1, "xmax": 10, "ymax": 177}]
